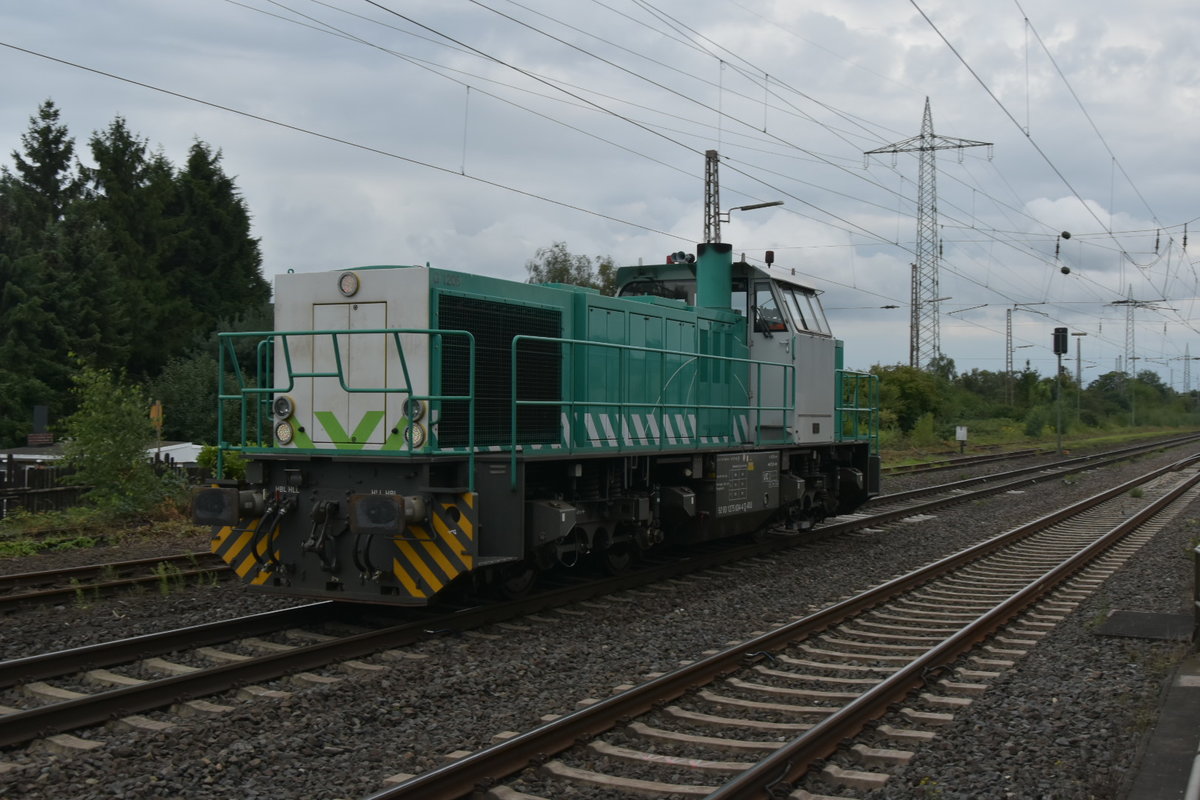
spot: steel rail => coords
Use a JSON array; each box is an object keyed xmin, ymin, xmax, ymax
[
  {"xmin": 882, "ymin": 447, "xmax": 1043, "ymax": 475},
  {"xmin": 0, "ymin": 542, "xmax": 804, "ymax": 748},
  {"xmin": 873, "ymin": 433, "xmax": 1200, "ymax": 506},
  {"xmin": 363, "ymin": 454, "xmax": 1200, "ymax": 800},
  {"xmin": 4, "ymin": 442, "xmax": 1194, "ymax": 753},
  {"xmin": 0, "ymin": 564, "xmax": 232, "ymax": 611},
  {"xmin": 0, "ymin": 603, "xmax": 340, "ymax": 690},
  {"xmin": 710, "ymin": 462, "xmax": 1200, "ymax": 799},
  {"xmin": 0, "ymin": 552, "xmax": 223, "ymax": 591}
]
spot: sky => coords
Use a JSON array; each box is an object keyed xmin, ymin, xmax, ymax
[{"xmin": 3, "ymin": 0, "xmax": 1199, "ymax": 387}]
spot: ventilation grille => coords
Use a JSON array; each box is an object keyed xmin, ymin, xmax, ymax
[{"xmin": 437, "ymin": 294, "xmax": 562, "ymax": 447}]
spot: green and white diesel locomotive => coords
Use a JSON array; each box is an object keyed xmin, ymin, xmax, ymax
[{"xmin": 191, "ymin": 242, "xmax": 880, "ymax": 605}]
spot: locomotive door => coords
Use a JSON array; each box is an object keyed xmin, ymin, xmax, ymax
[
  {"xmin": 311, "ymin": 302, "xmax": 388, "ymax": 447},
  {"xmin": 748, "ymin": 280, "xmax": 793, "ymax": 442}
]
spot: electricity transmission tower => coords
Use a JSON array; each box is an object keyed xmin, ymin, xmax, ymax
[
  {"xmin": 1112, "ymin": 291, "xmax": 1168, "ymax": 377},
  {"xmin": 865, "ymin": 98, "xmax": 991, "ymax": 369},
  {"xmin": 1111, "ymin": 291, "xmax": 1168, "ymax": 425}
]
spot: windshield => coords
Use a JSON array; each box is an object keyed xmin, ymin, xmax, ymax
[{"xmin": 779, "ymin": 285, "xmax": 829, "ymax": 334}]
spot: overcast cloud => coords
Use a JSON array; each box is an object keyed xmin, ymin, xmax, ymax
[{"xmin": 3, "ymin": 0, "xmax": 1198, "ymax": 384}]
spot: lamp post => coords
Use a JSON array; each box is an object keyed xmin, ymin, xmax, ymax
[
  {"xmin": 1007, "ymin": 304, "xmax": 1048, "ymax": 403},
  {"xmin": 716, "ymin": 201, "xmax": 784, "ymax": 242},
  {"xmin": 1072, "ymin": 332, "xmax": 1087, "ymax": 424}
]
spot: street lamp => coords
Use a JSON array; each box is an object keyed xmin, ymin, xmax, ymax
[{"xmin": 718, "ymin": 200, "xmax": 784, "ymax": 225}]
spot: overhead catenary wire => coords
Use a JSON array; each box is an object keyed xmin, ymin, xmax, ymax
[
  {"xmin": 4, "ymin": 0, "xmax": 1194, "ymax": 377},
  {"xmin": 0, "ymin": 40, "xmax": 691, "ymax": 244}
]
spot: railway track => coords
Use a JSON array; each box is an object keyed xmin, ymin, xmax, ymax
[
  {"xmin": 880, "ymin": 433, "xmax": 1196, "ymax": 478},
  {"xmin": 0, "ymin": 435, "xmax": 1194, "ymax": 756},
  {"xmin": 365, "ymin": 455, "xmax": 1200, "ymax": 799},
  {"xmin": 881, "ymin": 447, "xmax": 1044, "ymax": 476},
  {"xmin": 867, "ymin": 432, "xmax": 1200, "ymax": 509},
  {"xmin": 0, "ymin": 551, "xmax": 229, "ymax": 610},
  {"xmin": 1, "ymin": 435, "xmax": 1183, "ymax": 616}
]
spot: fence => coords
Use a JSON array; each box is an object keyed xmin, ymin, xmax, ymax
[
  {"xmin": 0, "ymin": 457, "xmax": 83, "ymax": 520},
  {"xmin": 0, "ymin": 454, "xmax": 205, "ymax": 521}
]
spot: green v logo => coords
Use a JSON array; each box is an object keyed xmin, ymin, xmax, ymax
[{"xmin": 314, "ymin": 411, "xmax": 386, "ymax": 450}]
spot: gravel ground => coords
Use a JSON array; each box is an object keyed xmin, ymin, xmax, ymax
[{"xmin": 0, "ymin": 446, "xmax": 1197, "ymax": 800}]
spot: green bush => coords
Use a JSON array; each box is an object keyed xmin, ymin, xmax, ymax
[
  {"xmin": 1023, "ymin": 407, "xmax": 1048, "ymax": 439},
  {"xmin": 909, "ymin": 413, "xmax": 940, "ymax": 447},
  {"xmin": 58, "ymin": 365, "xmax": 183, "ymax": 514},
  {"xmin": 197, "ymin": 445, "xmax": 247, "ymax": 481}
]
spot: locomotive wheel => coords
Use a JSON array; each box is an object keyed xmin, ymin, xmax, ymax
[
  {"xmin": 496, "ymin": 562, "xmax": 538, "ymax": 600},
  {"xmin": 601, "ymin": 543, "xmax": 634, "ymax": 575}
]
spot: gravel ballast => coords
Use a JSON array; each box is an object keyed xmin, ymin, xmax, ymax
[{"xmin": 1, "ymin": 447, "xmax": 1197, "ymax": 800}]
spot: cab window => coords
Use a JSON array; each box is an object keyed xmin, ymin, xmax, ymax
[
  {"xmin": 753, "ymin": 282, "xmax": 787, "ymax": 333},
  {"xmin": 803, "ymin": 291, "xmax": 830, "ymax": 334},
  {"xmin": 783, "ymin": 288, "xmax": 808, "ymax": 329}
]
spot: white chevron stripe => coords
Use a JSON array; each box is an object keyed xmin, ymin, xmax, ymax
[
  {"xmin": 600, "ymin": 414, "xmax": 617, "ymax": 446},
  {"xmin": 632, "ymin": 415, "xmax": 648, "ymax": 443}
]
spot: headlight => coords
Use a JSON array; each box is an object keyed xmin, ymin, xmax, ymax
[
  {"xmin": 404, "ymin": 398, "xmax": 425, "ymax": 422},
  {"xmin": 338, "ymin": 271, "xmax": 359, "ymax": 297},
  {"xmin": 275, "ymin": 420, "xmax": 295, "ymax": 445},
  {"xmin": 404, "ymin": 423, "xmax": 426, "ymax": 448},
  {"xmin": 272, "ymin": 395, "xmax": 294, "ymax": 418}
]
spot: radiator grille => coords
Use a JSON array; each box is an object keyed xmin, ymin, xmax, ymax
[{"xmin": 437, "ymin": 294, "xmax": 562, "ymax": 447}]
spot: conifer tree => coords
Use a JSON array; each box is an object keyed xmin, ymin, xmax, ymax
[
  {"xmin": 84, "ymin": 118, "xmax": 182, "ymax": 377},
  {"xmin": 0, "ymin": 101, "xmax": 81, "ymax": 444},
  {"xmin": 164, "ymin": 141, "xmax": 269, "ymax": 334}
]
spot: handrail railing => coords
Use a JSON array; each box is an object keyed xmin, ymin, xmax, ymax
[
  {"xmin": 211, "ymin": 326, "xmax": 877, "ymax": 494},
  {"xmin": 836, "ymin": 369, "xmax": 880, "ymax": 453},
  {"xmin": 509, "ymin": 334, "xmax": 796, "ymax": 488},
  {"xmin": 214, "ymin": 328, "xmax": 475, "ymax": 488}
]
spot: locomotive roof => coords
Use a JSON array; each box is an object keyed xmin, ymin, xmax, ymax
[
  {"xmin": 614, "ymin": 260, "xmax": 820, "ymax": 294},
  {"xmin": 753, "ymin": 263, "xmax": 822, "ymax": 294}
]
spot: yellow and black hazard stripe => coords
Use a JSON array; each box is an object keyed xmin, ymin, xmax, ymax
[
  {"xmin": 211, "ymin": 518, "xmax": 278, "ymax": 586},
  {"xmin": 389, "ymin": 492, "xmax": 476, "ymax": 600},
  {"xmin": 211, "ymin": 492, "xmax": 478, "ymax": 601}
]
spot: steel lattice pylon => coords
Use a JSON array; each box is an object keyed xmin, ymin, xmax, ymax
[
  {"xmin": 703, "ymin": 149, "xmax": 720, "ymax": 244},
  {"xmin": 865, "ymin": 99, "xmax": 991, "ymax": 369}
]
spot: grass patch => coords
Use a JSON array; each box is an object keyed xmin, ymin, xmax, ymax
[{"xmin": 0, "ymin": 501, "xmax": 207, "ymax": 559}]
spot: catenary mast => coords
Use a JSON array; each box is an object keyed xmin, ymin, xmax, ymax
[{"xmin": 866, "ymin": 99, "xmax": 991, "ymax": 369}]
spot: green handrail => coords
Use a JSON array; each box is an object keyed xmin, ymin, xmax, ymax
[
  {"xmin": 508, "ymin": 334, "xmax": 796, "ymax": 488},
  {"xmin": 214, "ymin": 328, "xmax": 476, "ymax": 490},
  {"xmin": 835, "ymin": 369, "xmax": 880, "ymax": 453}
]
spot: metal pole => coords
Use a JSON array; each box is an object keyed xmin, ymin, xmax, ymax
[{"xmin": 1056, "ymin": 353, "xmax": 1063, "ymax": 455}]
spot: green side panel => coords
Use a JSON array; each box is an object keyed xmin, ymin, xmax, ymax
[{"xmin": 570, "ymin": 290, "xmax": 753, "ymax": 449}]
